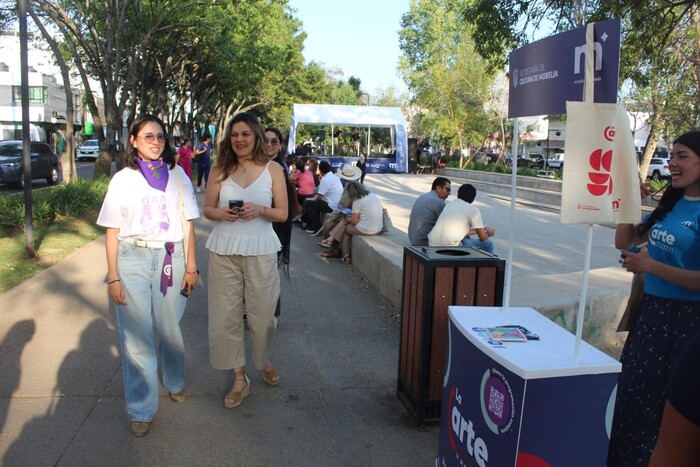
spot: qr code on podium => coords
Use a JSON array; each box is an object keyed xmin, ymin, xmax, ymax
[{"xmin": 488, "ymin": 385, "xmax": 505, "ymax": 419}]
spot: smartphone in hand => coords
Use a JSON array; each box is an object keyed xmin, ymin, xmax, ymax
[
  {"xmin": 228, "ymin": 200, "xmax": 244, "ymax": 215},
  {"xmin": 621, "ymin": 243, "xmax": 641, "ymax": 259}
]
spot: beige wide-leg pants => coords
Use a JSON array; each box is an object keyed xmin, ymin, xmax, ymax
[{"xmin": 208, "ymin": 251, "xmax": 279, "ymax": 370}]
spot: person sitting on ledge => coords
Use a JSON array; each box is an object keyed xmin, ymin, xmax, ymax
[
  {"xmin": 407, "ymin": 176, "xmax": 451, "ymax": 246},
  {"xmin": 428, "ymin": 183, "xmax": 495, "ymax": 254},
  {"xmin": 299, "ymin": 161, "xmax": 343, "ymax": 236},
  {"xmin": 320, "ymin": 174, "xmax": 383, "ymax": 264}
]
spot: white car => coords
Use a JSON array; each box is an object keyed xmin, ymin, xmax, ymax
[
  {"xmin": 546, "ymin": 153, "xmax": 564, "ymax": 170},
  {"xmin": 76, "ymin": 139, "xmax": 100, "ymax": 161},
  {"xmin": 647, "ymin": 157, "xmax": 670, "ymax": 181}
]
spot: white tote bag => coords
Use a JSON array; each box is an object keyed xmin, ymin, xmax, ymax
[{"xmin": 560, "ymin": 24, "xmax": 641, "ymax": 224}]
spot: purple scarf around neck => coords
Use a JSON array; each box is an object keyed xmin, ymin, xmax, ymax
[{"xmin": 136, "ymin": 158, "xmax": 169, "ymax": 192}]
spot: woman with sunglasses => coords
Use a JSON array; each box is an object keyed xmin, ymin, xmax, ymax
[
  {"xmin": 608, "ymin": 130, "xmax": 700, "ymax": 466},
  {"xmin": 97, "ymin": 114, "xmax": 200, "ymax": 437},
  {"xmin": 265, "ymin": 127, "xmax": 295, "ymax": 317},
  {"xmin": 204, "ymin": 113, "xmax": 288, "ymax": 409}
]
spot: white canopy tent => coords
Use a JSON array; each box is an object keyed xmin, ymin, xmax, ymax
[{"xmin": 288, "ymin": 103, "xmax": 409, "ymax": 173}]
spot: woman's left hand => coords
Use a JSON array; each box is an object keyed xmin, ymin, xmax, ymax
[
  {"xmin": 238, "ymin": 201, "xmax": 265, "ymax": 220},
  {"xmin": 619, "ymin": 246, "xmax": 653, "ymax": 273},
  {"xmin": 181, "ymin": 268, "xmax": 199, "ymax": 295}
]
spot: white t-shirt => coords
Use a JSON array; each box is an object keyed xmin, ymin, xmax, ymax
[
  {"xmin": 352, "ymin": 193, "xmax": 384, "ymax": 234},
  {"xmin": 97, "ymin": 166, "xmax": 200, "ymax": 241},
  {"xmin": 428, "ymin": 199, "xmax": 484, "ymax": 246},
  {"xmin": 317, "ymin": 172, "xmax": 343, "ymax": 210}
]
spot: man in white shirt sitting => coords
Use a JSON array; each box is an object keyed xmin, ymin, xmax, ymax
[
  {"xmin": 428, "ymin": 183, "xmax": 496, "ymax": 254},
  {"xmin": 300, "ymin": 161, "xmax": 343, "ymax": 235}
]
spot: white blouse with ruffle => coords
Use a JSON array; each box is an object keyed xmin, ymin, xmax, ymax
[{"xmin": 205, "ymin": 162, "xmax": 281, "ymax": 256}]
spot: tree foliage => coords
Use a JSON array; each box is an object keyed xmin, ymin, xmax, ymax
[
  {"xmin": 24, "ymin": 0, "xmax": 369, "ymax": 176},
  {"xmin": 399, "ymin": 0, "xmax": 495, "ymax": 165},
  {"xmin": 462, "ymin": 0, "xmax": 700, "ymax": 176}
]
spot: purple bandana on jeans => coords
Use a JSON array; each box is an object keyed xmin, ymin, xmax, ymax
[
  {"xmin": 160, "ymin": 242, "xmax": 175, "ymax": 294},
  {"xmin": 136, "ymin": 158, "xmax": 169, "ymax": 192}
]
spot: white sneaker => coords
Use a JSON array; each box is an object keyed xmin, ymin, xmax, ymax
[{"xmin": 196, "ymin": 187, "xmax": 202, "ymax": 193}]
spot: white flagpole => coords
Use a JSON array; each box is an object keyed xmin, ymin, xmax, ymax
[
  {"xmin": 503, "ymin": 118, "xmax": 519, "ymax": 307},
  {"xmin": 574, "ymin": 224, "xmax": 594, "ymax": 360}
]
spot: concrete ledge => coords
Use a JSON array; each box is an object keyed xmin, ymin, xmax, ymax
[
  {"xmin": 439, "ymin": 167, "xmax": 659, "ymax": 211},
  {"xmin": 510, "ymin": 266, "xmax": 632, "ymax": 358},
  {"xmin": 351, "ymin": 232, "xmax": 633, "ymax": 359},
  {"xmin": 352, "ymin": 227, "xmax": 407, "ymax": 309}
]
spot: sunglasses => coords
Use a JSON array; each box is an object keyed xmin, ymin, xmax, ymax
[
  {"xmin": 138, "ymin": 133, "xmax": 166, "ymax": 144},
  {"xmin": 266, "ymin": 138, "xmax": 280, "ymax": 145}
]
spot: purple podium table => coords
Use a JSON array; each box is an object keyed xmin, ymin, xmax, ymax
[{"xmin": 436, "ymin": 307, "xmax": 621, "ymax": 467}]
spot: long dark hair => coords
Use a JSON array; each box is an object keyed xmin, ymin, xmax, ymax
[
  {"xmin": 265, "ymin": 127, "xmax": 285, "ymax": 161},
  {"xmin": 217, "ymin": 112, "xmax": 268, "ymax": 180},
  {"xmin": 125, "ymin": 114, "xmax": 175, "ymax": 169},
  {"xmin": 637, "ymin": 130, "xmax": 700, "ymax": 236}
]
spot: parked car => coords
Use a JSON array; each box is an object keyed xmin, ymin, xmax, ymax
[
  {"xmin": 76, "ymin": 139, "xmax": 100, "ymax": 161},
  {"xmin": 546, "ymin": 153, "xmax": 564, "ymax": 170},
  {"xmin": 647, "ymin": 157, "xmax": 670, "ymax": 181},
  {"xmin": 503, "ymin": 153, "xmax": 542, "ymax": 168},
  {"xmin": 513, "ymin": 153, "xmax": 544, "ymax": 169},
  {"xmin": 0, "ymin": 140, "xmax": 60, "ymax": 188}
]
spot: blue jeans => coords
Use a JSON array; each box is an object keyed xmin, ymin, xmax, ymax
[
  {"xmin": 197, "ymin": 159, "xmax": 211, "ymax": 188},
  {"xmin": 460, "ymin": 237, "xmax": 495, "ymax": 254},
  {"xmin": 116, "ymin": 241, "xmax": 187, "ymax": 422}
]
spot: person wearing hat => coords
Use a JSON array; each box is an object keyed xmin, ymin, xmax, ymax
[
  {"xmin": 338, "ymin": 163, "xmax": 362, "ymax": 183},
  {"xmin": 299, "ymin": 160, "xmax": 343, "ymax": 235},
  {"xmin": 608, "ymin": 130, "xmax": 700, "ymax": 466},
  {"xmin": 320, "ymin": 166, "xmax": 383, "ymax": 263}
]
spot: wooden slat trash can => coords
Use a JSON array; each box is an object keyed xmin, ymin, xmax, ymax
[{"xmin": 397, "ymin": 246, "xmax": 505, "ymax": 425}]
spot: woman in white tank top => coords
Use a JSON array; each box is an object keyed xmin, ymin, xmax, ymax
[{"xmin": 203, "ymin": 112, "xmax": 288, "ymax": 409}]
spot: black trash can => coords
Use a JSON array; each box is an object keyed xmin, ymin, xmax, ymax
[{"xmin": 397, "ymin": 246, "xmax": 505, "ymax": 425}]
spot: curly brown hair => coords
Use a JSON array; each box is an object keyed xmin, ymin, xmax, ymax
[{"xmin": 216, "ymin": 112, "xmax": 268, "ymax": 181}]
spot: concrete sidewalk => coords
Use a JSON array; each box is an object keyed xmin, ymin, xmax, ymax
[{"xmin": 0, "ymin": 206, "xmax": 438, "ymax": 466}]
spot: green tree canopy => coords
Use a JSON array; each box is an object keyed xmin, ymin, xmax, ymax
[{"xmin": 399, "ymin": 0, "xmax": 495, "ymax": 164}]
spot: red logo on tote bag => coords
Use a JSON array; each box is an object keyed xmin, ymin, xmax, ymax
[{"xmin": 587, "ymin": 148, "xmax": 613, "ymax": 196}]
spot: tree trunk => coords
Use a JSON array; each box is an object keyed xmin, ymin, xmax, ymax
[
  {"xmin": 28, "ymin": 8, "xmax": 77, "ymax": 183},
  {"xmin": 638, "ymin": 112, "xmax": 664, "ymax": 182}
]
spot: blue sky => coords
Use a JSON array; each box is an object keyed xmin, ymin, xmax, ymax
[{"xmin": 288, "ymin": 0, "xmax": 411, "ymax": 97}]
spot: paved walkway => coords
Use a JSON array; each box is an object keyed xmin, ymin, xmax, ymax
[
  {"xmin": 0, "ymin": 193, "xmax": 438, "ymax": 466},
  {"xmin": 0, "ymin": 173, "xmax": 631, "ymax": 466}
]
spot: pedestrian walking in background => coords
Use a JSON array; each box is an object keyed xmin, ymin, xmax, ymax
[
  {"xmin": 608, "ymin": 130, "xmax": 700, "ymax": 466},
  {"xmin": 203, "ymin": 112, "xmax": 288, "ymax": 409},
  {"xmin": 176, "ymin": 138, "xmax": 194, "ymax": 179},
  {"xmin": 357, "ymin": 152, "xmax": 367, "ymax": 184},
  {"xmin": 97, "ymin": 114, "xmax": 200, "ymax": 437},
  {"xmin": 195, "ymin": 134, "xmax": 212, "ymax": 193}
]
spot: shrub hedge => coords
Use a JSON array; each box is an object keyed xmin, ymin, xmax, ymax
[{"xmin": 0, "ymin": 177, "xmax": 109, "ymax": 232}]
